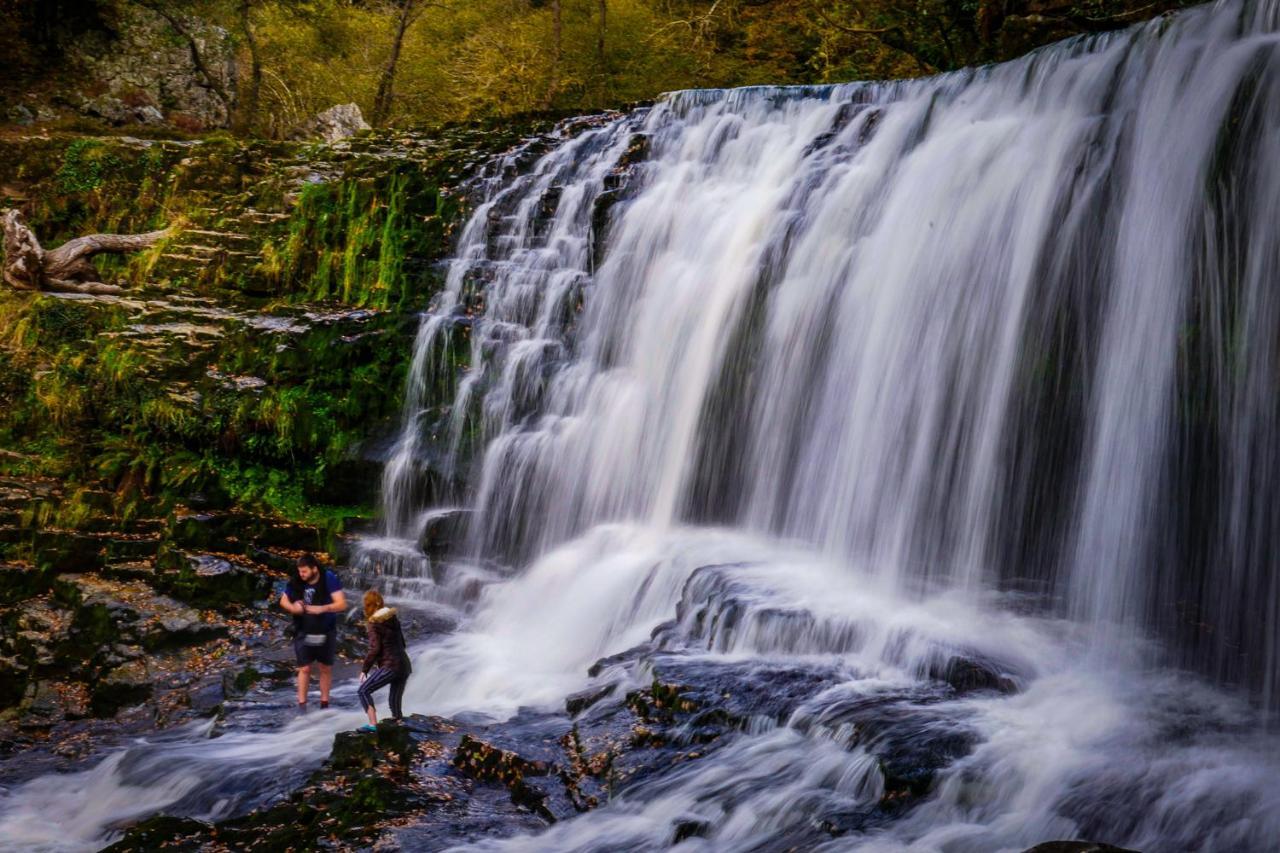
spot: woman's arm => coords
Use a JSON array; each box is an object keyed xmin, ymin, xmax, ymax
[{"xmin": 362, "ymin": 623, "xmax": 382, "ymax": 674}]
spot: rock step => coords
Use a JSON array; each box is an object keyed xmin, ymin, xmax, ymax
[
  {"xmin": 168, "ymin": 244, "xmax": 260, "ymax": 260},
  {"xmin": 158, "ymin": 253, "xmax": 212, "ymax": 264},
  {"xmin": 183, "ymin": 229, "xmax": 255, "ymax": 243},
  {"xmin": 0, "ymin": 562, "xmax": 50, "ymax": 605},
  {"xmin": 238, "ymin": 211, "xmax": 289, "ymax": 223},
  {"xmin": 102, "ymin": 560, "xmax": 157, "ymax": 581}
]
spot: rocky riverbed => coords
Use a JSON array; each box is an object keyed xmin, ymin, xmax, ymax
[{"xmin": 82, "ymin": 591, "xmax": 1133, "ymax": 853}]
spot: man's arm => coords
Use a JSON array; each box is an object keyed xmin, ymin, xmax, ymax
[
  {"xmin": 325, "ymin": 589, "xmax": 347, "ymax": 613},
  {"xmin": 303, "ymin": 583, "xmax": 346, "ymax": 614},
  {"xmin": 280, "ymin": 591, "xmax": 305, "ymax": 615}
]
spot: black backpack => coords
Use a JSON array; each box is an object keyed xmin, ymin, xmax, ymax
[{"xmin": 287, "ymin": 571, "xmax": 333, "ymax": 636}]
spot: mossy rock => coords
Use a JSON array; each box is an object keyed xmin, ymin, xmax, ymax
[
  {"xmin": 91, "ymin": 658, "xmax": 153, "ymax": 716},
  {"xmin": 0, "ymin": 563, "xmax": 54, "ymax": 605},
  {"xmin": 102, "ymin": 815, "xmax": 213, "ymax": 852},
  {"xmin": 329, "ymin": 721, "xmax": 416, "ymax": 771},
  {"xmin": 155, "ymin": 551, "xmax": 268, "ymax": 610},
  {"xmin": 33, "ymin": 529, "xmax": 106, "ymax": 574}
]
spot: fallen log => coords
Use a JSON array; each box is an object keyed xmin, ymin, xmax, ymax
[{"xmin": 1, "ymin": 209, "xmax": 171, "ymax": 295}]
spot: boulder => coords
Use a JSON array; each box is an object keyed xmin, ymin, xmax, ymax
[
  {"xmin": 418, "ymin": 508, "xmax": 471, "ymax": 558},
  {"xmin": 291, "ymin": 104, "xmax": 371, "ymax": 144},
  {"xmin": 0, "ymin": 563, "xmax": 52, "ymax": 605},
  {"xmin": 33, "ymin": 529, "xmax": 106, "ymax": 574},
  {"xmin": 92, "ymin": 659, "xmax": 153, "ymax": 716},
  {"xmin": 56, "ymin": 574, "xmax": 226, "ymax": 650},
  {"xmin": 21, "ymin": 679, "xmax": 91, "ymax": 725},
  {"xmin": 10, "ymin": 599, "xmax": 74, "ymax": 672},
  {"xmin": 0, "ymin": 655, "xmax": 31, "ymax": 708},
  {"xmin": 6, "ymin": 105, "xmax": 35, "ymax": 126},
  {"xmin": 159, "ymin": 553, "xmax": 269, "ymax": 609},
  {"xmin": 930, "ymin": 655, "xmax": 1019, "ymax": 695},
  {"xmin": 81, "ymin": 96, "xmax": 165, "ymax": 127}
]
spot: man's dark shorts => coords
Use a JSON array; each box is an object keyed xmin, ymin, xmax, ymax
[{"xmin": 293, "ymin": 630, "xmax": 337, "ymax": 667}]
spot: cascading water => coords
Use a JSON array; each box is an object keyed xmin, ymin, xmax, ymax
[
  {"xmin": 391, "ymin": 0, "xmax": 1280, "ymax": 847},
  {"xmin": 5, "ymin": 2, "xmax": 1280, "ymax": 851},
  {"xmin": 402, "ymin": 0, "xmax": 1280, "ymax": 704}
]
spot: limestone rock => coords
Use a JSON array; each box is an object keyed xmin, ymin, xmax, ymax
[
  {"xmin": 81, "ymin": 95, "xmax": 165, "ymax": 127},
  {"xmin": 292, "ymin": 104, "xmax": 371, "ymax": 144},
  {"xmin": 6, "ymin": 105, "xmax": 35, "ymax": 126}
]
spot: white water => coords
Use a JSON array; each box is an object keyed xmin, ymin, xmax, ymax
[{"xmin": 6, "ymin": 1, "xmax": 1280, "ymax": 850}]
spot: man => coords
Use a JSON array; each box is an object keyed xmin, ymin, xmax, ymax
[{"xmin": 280, "ymin": 554, "xmax": 346, "ymax": 710}]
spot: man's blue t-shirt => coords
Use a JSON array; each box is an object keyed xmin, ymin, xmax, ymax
[{"xmin": 287, "ymin": 570, "xmax": 343, "ymax": 632}]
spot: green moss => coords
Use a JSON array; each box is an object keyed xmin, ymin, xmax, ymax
[{"xmin": 55, "ymin": 139, "xmax": 123, "ymax": 194}]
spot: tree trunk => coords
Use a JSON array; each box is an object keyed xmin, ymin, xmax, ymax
[
  {"xmin": 373, "ymin": 1, "xmax": 416, "ymax": 127},
  {"xmin": 597, "ymin": 0, "xmax": 607, "ymax": 66},
  {"xmin": 544, "ymin": 0, "xmax": 563, "ymax": 109},
  {"xmin": 2, "ymin": 210, "xmax": 170, "ymax": 296},
  {"xmin": 238, "ymin": 0, "xmax": 263, "ymax": 133}
]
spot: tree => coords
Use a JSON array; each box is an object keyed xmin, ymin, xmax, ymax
[
  {"xmin": 1, "ymin": 210, "xmax": 171, "ymax": 295},
  {"xmin": 372, "ymin": 0, "xmax": 439, "ymax": 126},
  {"xmin": 237, "ymin": 0, "xmax": 264, "ymax": 132},
  {"xmin": 543, "ymin": 0, "xmax": 562, "ymax": 108}
]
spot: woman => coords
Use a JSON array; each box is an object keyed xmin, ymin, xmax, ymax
[{"xmin": 356, "ymin": 590, "xmax": 411, "ymax": 731}]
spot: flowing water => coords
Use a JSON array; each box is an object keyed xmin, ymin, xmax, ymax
[{"xmin": 5, "ymin": 1, "xmax": 1280, "ymax": 850}]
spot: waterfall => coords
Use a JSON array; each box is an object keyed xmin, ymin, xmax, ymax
[
  {"xmin": 386, "ymin": 0, "xmax": 1280, "ymax": 707},
  {"xmin": 8, "ymin": 3, "xmax": 1280, "ymax": 852}
]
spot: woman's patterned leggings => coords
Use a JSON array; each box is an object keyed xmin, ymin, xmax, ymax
[{"xmin": 358, "ymin": 667, "xmax": 408, "ymax": 718}]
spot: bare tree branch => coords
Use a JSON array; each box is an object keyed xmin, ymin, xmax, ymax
[{"xmin": 2, "ymin": 209, "xmax": 171, "ymax": 296}]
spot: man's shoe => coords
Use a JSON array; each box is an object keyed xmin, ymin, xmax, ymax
[
  {"xmin": 320, "ymin": 700, "xmax": 330, "ymax": 709},
  {"xmin": 357, "ymin": 724, "xmax": 377, "ymax": 733}
]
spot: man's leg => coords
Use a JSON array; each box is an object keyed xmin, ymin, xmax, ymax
[
  {"xmin": 296, "ymin": 664, "xmax": 310, "ymax": 705},
  {"xmin": 318, "ymin": 663, "xmax": 332, "ymax": 705}
]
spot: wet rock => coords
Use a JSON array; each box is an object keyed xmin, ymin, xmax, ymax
[
  {"xmin": 672, "ymin": 817, "xmax": 711, "ymax": 843},
  {"xmin": 92, "ymin": 659, "xmax": 152, "ymax": 715},
  {"xmin": 251, "ymin": 520, "xmax": 323, "ymax": 552},
  {"xmin": 102, "ymin": 815, "xmax": 213, "ymax": 853},
  {"xmin": 1023, "ymin": 844, "xmax": 1139, "ymax": 853},
  {"xmin": 792, "ymin": 683, "xmax": 978, "ymax": 833},
  {"xmin": 330, "ymin": 722, "xmax": 416, "ymax": 770},
  {"xmin": 292, "ymin": 104, "xmax": 371, "ymax": 143},
  {"xmin": 453, "ymin": 734, "xmax": 563, "ymax": 822},
  {"xmin": 566, "ymin": 683, "xmax": 615, "ymax": 716},
  {"xmin": 931, "ymin": 654, "xmax": 1019, "ymax": 695},
  {"xmin": 418, "ymin": 508, "xmax": 471, "ymax": 558}
]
